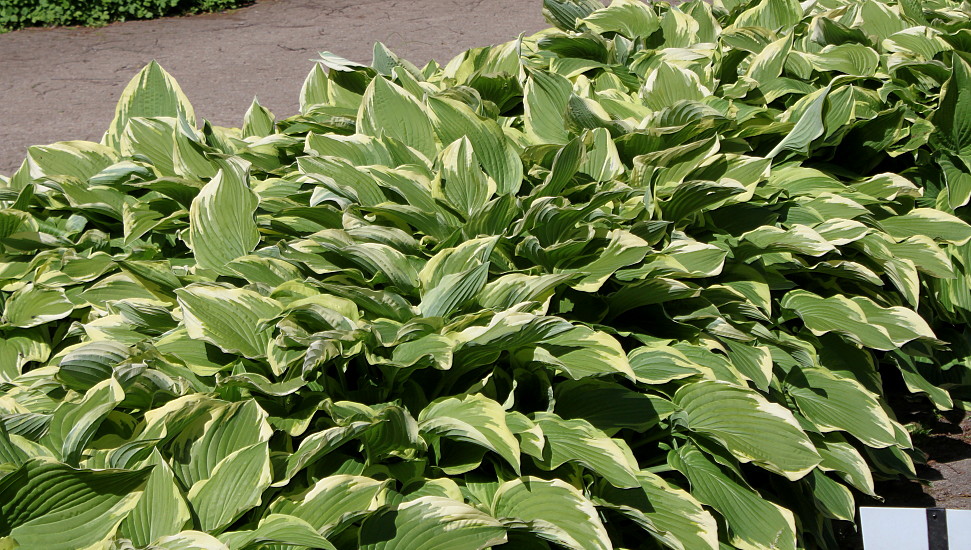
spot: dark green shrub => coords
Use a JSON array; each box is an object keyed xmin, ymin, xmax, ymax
[{"xmin": 0, "ymin": 0, "xmax": 248, "ymax": 32}]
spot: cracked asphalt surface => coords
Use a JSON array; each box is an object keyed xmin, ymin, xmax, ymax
[{"xmin": 0, "ymin": 0, "xmax": 548, "ymax": 174}]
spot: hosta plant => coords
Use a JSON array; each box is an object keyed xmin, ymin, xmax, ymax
[{"xmin": 1, "ymin": 0, "xmax": 971, "ymax": 548}]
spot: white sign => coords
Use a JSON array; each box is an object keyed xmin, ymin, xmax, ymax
[{"xmin": 861, "ymin": 507, "xmax": 971, "ymax": 550}]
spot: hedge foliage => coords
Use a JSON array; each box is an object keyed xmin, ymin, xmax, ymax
[
  {"xmin": 2, "ymin": 0, "xmax": 971, "ymax": 549},
  {"xmin": 0, "ymin": 0, "xmax": 247, "ymax": 32}
]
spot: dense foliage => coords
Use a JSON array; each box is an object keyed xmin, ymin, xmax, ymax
[
  {"xmin": 1, "ymin": 0, "xmax": 971, "ymax": 548},
  {"xmin": 0, "ymin": 0, "xmax": 246, "ymax": 32}
]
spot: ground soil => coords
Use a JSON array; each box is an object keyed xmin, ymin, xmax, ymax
[
  {"xmin": 881, "ymin": 401, "xmax": 971, "ymax": 510},
  {"xmin": 0, "ymin": 0, "xmax": 548, "ymax": 175},
  {"xmin": 829, "ymin": 400, "xmax": 971, "ymax": 548}
]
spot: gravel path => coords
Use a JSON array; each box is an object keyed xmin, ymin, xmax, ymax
[{"xmin": 0, "ymin": 0, "xmax": 548, "ymax": 174}]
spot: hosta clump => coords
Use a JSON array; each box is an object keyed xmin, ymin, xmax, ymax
[{"xmin": 1, "ymin": 0, "xmax": 971, "ymax": 548}]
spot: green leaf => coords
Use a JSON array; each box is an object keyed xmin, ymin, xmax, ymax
[
  {"xmin": 269, "ymin": 475, "xmax": 387, "ymax": 534},
  {"xmin": 787, "ymin": 368, "xmax": 897, "ymax": 448},
  {"xmin": 543, "ymin": 0, "xmax": 604, "ymax": 31},
  {"xmin": 359, "ymin": 496, "xmax": 506, "ymax": 550},
  {"xmin": 595, "ymin": 471, "xmax": 719, "ymax": 550},
  {"xmin": 580, "ymin": 127, "xmax": 624, "ymax": 182},
  {"xmin": 358, "ymin": 76, "xmax": 437, "ymax": 159},
  {"xmin": 176, "ymin": 283, "xmax": 282, "ymax": 358},
  {"xmin": 628, "ymin": 344, "xmax": 708, "ymax": 384},
  {"xmin": 154, "ymin": 328, "xmax": 233, "ymax": 377},
  {"xmin": 532, "ymin": 325, "xmax": 636, "ymax": 380},
  {"xmin": 654, "ymin": 7, "xmax": 696, "ymax": 48},
  {"xmin": 119, "ymin": 450, "xmax": 191, "ymax": 547},
  {"xmin": 742, "ymin": 224, "xmax": 835, "ymax": 256},
  {"xmin": 675, "ymin": 381, "xmax": 820, "ymax": 480},
  {"xmin": 478, "ymin": 273, "xmax": 573, "ymax": 310},
  {"xmin": 279, "ymin": 422, "xmax": 375, "ymax": 484},
  {"xmin": 0, "ymin": 329, "xmax": 48, "ymax": 382},
  {"xmin": 670, "ymin": 444, "xmax": 796, "ymax": 550},
  {"xmin": 524, "ymin": 70, "xmax": 572, "ymax": 145},
  {"xmin": 632, "ymin": 240, "xmax": 727, "ymax": 279},
  {"xmin": 781, "ymin": 290, "xmax": 935, "ymax": 350},
  {"xmin": 879, "ymin": 208, "xmax": 971, "ymax": 245},
  {"xmin": 767, "ymin": 85, "xmax": 829, "ymax": 158},
  {"xmin": 735, "ymin": 0, "xmax": 802, "ymax": 30},
  {"xmin": 169, "ymin": 399, "xmax": 273, "ymax": 489},
  {"xmin": 809, "ymin": 44, "xmax": 879, "ymax": 76},
  {"xmin": 120, "ymin": 117, "xmax": 179, "ymax": 176},
  {"xmin": 747, "ymin": 35, "xmax": 793, "ymax": 83},
  {"xmin": 186, "ymin": 442, "xmax": 272, "ymax": 533},
  {"xmin": 492, "ymin": 477, "xmax": 611, "ymax": 550},
  {"xmin": 532, "ymin": 412, "xmax": 640, "ymax": 488},
  {"xmin": 427, "ymin": 96, "xmax": 524, "ymax": 195},
  {"xmin": 536, "ymin": 140, "xmax": 589, "ymax": 198},
  {"xmin": 581, "ymin": 0, "xmax": 660, "ymax": 39},
  {"xmin": 807, "ymin": 470, "xmax": 854, "ymax": 522},
  {"xmin": 419, "ymin": 263, "xmax": 490, "ymax": 319},
  {"xmin": 104, "ymin": 61, "xmax": 196, "ymax": 151},
  {"xmin": 150, "ymin": 531, "xmax": 229, "ymax": 550},
  {"xmin": 0, "ymin": 459, "xmax": 150, "ymax": 550},
  {"xmin": 419, "ymin": 394, "xmax": 521, "ymax": 473},
  {"xmin": 56, "ymin": 341, "xmax": 129, "ymax": 391},
  {"xmin": 933, "ymin": 52, "xmax": 971, "ymax": 156},
  {"xmin": 437, "ymin": 137, "xmax": 494, "ymax": 217},
  {"xmin": 642, "ymin": 62, "xmax": 711, "ymax": 111},
  {"xmin": 242, "ymin": 97, "xmax": 275, "ymax": 138},
  {"xmin": 219, "ymin": 514, "xmax": 336, "ymax": 550},
  {"xmin": 43, "ymin": 378, "xmax": 125, "ymax": 466},
  {"xmin": 187, "ymin": 159, "xmax": 260, "ymax": 275},
  {"xmin": 814, "ymin": 433, "xmax": 876, "ymax": 496},
  {"xmin": 554, "ymin": 379, "xmax": 675, "ymax": 433},
  {"xmin": 2, "ymin": 285, "xmax": 73, "ymax": 329},
  {"xmin": 27, "ymin": 141, "xmax": 119, "ymax": 181},
  {"xmin": 571, "ymin": 229, "xmax": 651, "ymax": 292},
  {"xmin": 300, "ymin": 64, "xmax": 330, "ymax": 112}
]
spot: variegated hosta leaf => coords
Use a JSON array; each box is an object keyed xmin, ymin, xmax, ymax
[
  {"xmin": 103, "ymin": 61, "xmax": 195, "ymax": 151},
  {"xmin": 492, "ymin": 477, "xmax": 611, "ymax": 550},
  {"xmin": 581, "ymin": 0, "xmax": 660, "ymax": 39},
  {"xmin": 27, "ymin": 141, "xmax": 119, "ymax": 182},
  {"xmin": 524, "ymin": 70, "xmax": 572, "ymax": 145},
  {"xmin": 43, "ymin": 378, "xmax": 125, "ymax": 466},
  {"xmin": 530, "ymin": 325, "xmax": 636, "ymax": 380},
  {"xmin": 359, "ymin": 496, "xmax": 507, "ymax": 550},
  {"xmin": 186, "ymin": 441, "xmax": 272, "ymax": 533},
  {"xmin": 1, "ymin": 284, "xmax": 74, "ymax": 329},
  {"xmin": 186, "ymin": 159, "xmax": 260, "ymax": 274},
  {"xmin": 0, "ymin": 459, "xmax": 151, "ymax": 550},
  {"xmin": 427, "ymin": 96, "xmax": 524, "ymax": 195},
  {"xmin": 118, "ymin": 450, "xmax": 191, "ymax": 546},
  {"xmin": 595, "ymin": 471, "xmax": 719, "ymax": 550},
  {"xmin": 670, "ymin": 444, "xmax": 797, "ymax": 550},
  {"xmin": 418, "ymin": 393, "xmax": 521, "ymax": 473},
  {"xmin": 218, "ymin": 514, "xmax": 336, "ymax": 550},
  {"xmin": 554, "ymin": 378, "xmax": 675, "ymax": 433},
  {"xmin": 781, "ymin": 290, "xmax": 935, "ymax": 351},
  {"xmin": 3, "ymin": 1, "xmax": 971, "ymax": 548},
  {"xmin": 149, "ymin": 531, "xmax": 229, "ymax": 550},
  {"xmin": 176, "ymin": 283, "xmax": 282, "ymax": 358},
  {"xmin": 786, "ymin": 368, "xmax": 898, "ymax": 448},
  {"xmin": 268, "ymin": 475, "xmax": 387, "ymax": 534},
  {"xmin": 358, "ymin": 76, "xmax": 436, "ymax": 159},
  {"xmin": 532, "ymin": 412, "xmax": 641, "ymax": 488},
  {"xmin": 674, "ymin": 380, "xmax": 821, "ymax": 480}
]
